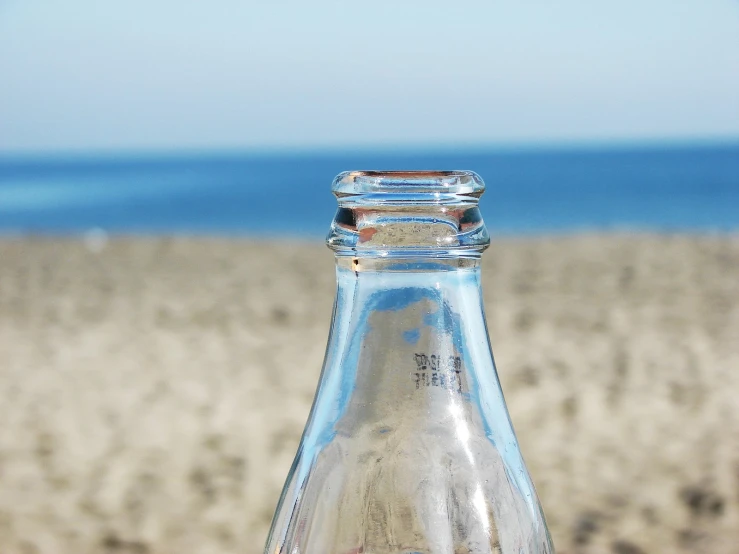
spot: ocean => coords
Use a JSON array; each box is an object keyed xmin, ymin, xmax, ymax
[{"xmin": 0, "ymin": 143, "xmax": 737, "ymax": 236}]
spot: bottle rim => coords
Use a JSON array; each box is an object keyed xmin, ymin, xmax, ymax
[
  {"xmin": 332, "ymin": 170, "xmax": 485, "ymax": 198},
  {"xmin": 327, "ymin": 170, "xmax": 490, "ymax": 254}
]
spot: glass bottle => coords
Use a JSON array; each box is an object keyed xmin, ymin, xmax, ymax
[{"xmin": 265, "ymin": 171, "xmax": 553, "ymax": 554}]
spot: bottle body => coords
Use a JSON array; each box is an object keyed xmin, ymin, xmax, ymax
[
  {"xmin": 265, "ymin": 259, "xmax": 552, "ymax": 554},
  {"xmin": 265, "ymin": 171, "xmax": 553, "ymax": 554}
]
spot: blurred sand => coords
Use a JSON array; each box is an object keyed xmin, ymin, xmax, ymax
[{"xmin": 0, "ymin": 235, "xmax": 738, "ymax": 554}]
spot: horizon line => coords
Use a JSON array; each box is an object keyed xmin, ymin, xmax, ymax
[{"xmin": 1, "ymin": 135, "xmax": 738, "ymax": 163}]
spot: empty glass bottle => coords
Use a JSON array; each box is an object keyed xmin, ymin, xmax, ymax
[{"xmin": 265, "ymin": 171, "xmax": 553, "ymax": 554}]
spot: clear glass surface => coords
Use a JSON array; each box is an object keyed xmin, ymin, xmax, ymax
[{"xmin": 265, "ymin": 172, "xmax": 553, "ymax": 554}]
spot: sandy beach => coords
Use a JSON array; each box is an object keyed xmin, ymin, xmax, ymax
[{"xmin": 0, "ymin": 234, "xmax": 737, "ymax": 554}]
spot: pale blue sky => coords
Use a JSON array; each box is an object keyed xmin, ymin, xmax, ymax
[{"xmin": 1, "ymin": 0, "xmax": 738, "ymax": 153}]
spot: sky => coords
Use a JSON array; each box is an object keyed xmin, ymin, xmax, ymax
[{"xmin": 1, "ymin": 0, "xmax": 738, "ymax": 153}]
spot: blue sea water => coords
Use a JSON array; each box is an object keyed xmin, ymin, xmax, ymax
[{"xmin": 0, "ymin": 144, "xmax": 737, "ymax": 236}]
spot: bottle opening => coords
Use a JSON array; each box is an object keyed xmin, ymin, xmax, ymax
[
  {"xmin": 333, "ymin": 170, "xmax": 485, "ymax": 199},
  {"xmin": 327, "ymin": 170, "xmax": 490, "ymax": 256}
]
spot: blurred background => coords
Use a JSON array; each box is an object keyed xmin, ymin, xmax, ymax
[{"xmin": 1, "ymin": 1, "xmax": 738, "ymax": 553}]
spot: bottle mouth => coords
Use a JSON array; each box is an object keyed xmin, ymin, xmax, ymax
[
  {"xmin": 327, "ymin": 170, "xmax": 490, "ymax": 256},
  {"xmin": 333, "ymin": 170, "xmax": 485, "ymax": 205}
]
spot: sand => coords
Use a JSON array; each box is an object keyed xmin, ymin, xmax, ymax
[{"xmin": 0, "ymin": 234, "xmax": 737, "ymax": 554}]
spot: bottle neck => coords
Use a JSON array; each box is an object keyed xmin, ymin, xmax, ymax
[
  {"xmin": 335, "ymin": 254, "xmax": 482, "ymax": 273},
  {"xmin": 307, "ymin": 254, "xmax": 493, "ymax": 442}
]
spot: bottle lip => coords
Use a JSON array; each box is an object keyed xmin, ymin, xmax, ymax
[
  {"xmin": 332, "ymin": 170, "xmax": 485, "ymax": 197},
  {"xmin": 327, "ymin": 170, "xmax": 490, "ymax": 253}
]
